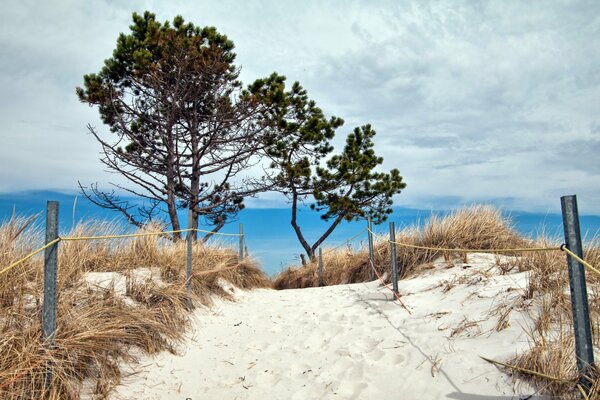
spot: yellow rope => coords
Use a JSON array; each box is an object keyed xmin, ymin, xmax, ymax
[
  {"xmin": 61, "ymin": 228, "xmax": 195, "ymax": 241},
  {"xmin": 389, "ymin": 241, "xmax": 561, "ymax": 253},
  {"xmin": 61, "ymin": 227, "xmax": 242, "ymax": 241},
  {"xmin": 561, "ymin": 245, "xmax": 600, "ymax": 278},
  {"xmin": 1, "ymin": 226, "xmax": 242, "ymax": 277},
  {"xmin": 367, "ymin": 228, "xmax": 561, "ymax": 254},
  {"xmin": 194, "ymin": 229, "xmax": 242, "ymax": 237},
  {"xmin": 0, "ymin": 238, "xmax": 61, "ymax": 277},
  {"xmin": 322, "ymin": 229, "xmax": 367, "ymax": 254}
]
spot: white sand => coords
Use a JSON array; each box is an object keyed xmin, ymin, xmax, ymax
[{"xmin": 109, "ymin": 254, "xmax": 549, "ymax": 400}]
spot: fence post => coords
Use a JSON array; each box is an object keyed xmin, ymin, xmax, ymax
[
  {"xmin": 561, "ymin": 195, "xmax": 595, "ymax": 395},
  {"xmin": 389, "ymin": 221, "xmax": 399, "ymax": 298},
  {"xmin": 43, "ymin": 200, "xmax": 59, "ymax": 387},
  {"xmin": 367, "ymin": 217, "xmax": 375, "ymax": 280},
  {"xmin": 318, "ymin": 248, "xmax": 324, "ymax": 287},
  {"xmin": 186, "ymin": 209, "xmax": 194, "ymax": 310},
  {"xmin": 239, "ymin": 223, "xmax": 244, "ymax": 261}
]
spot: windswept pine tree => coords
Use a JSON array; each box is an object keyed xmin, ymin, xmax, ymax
[
  {"xmin": 250, "ymin": 74, "xmax": 406, "ymax": 261},
  {"xmin": 77, "ymin": 11, "xmax": 271, "ymax": 239}
]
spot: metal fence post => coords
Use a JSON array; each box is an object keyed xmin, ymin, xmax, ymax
[
  {"xmin": 367, "ymin": 217, "xmax": 375, "ymax": 280},
  {"xmin": 318, "ymin": 248, "xmax": 324, "ymax": 287},
  {"xmin": 389, "ymin": 221, "xmax": 399, "ymax": 297},
  {"xmin": 239, "ymin": 223, "xmax": 244, "ymax": 261},
  {"xmin": 186, "ymin": 209, "xmax": 194, "ymax": 310},
  {"xmin": 561, "ymin": 195, "xmax": 595, "ymax": 395},
  {"xmin": 43, "ymin": 200, "xmax": 59, "ymax": 387}
]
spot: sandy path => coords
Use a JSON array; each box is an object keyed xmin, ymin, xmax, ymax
[{"xmin": 110, "ymin": 255, "xmax": 548, "ymax": 400}]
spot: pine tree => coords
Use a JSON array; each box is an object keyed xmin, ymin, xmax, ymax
[
  {"xmin": 249, "ymin": 74, "xmax": 406, "ymax": 261},
  {"xmin": 77, "ymin": 11, "xmax": 268, "ymax": 239}
]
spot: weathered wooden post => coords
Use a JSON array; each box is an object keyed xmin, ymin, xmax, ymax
[
  {"xmin": 561, "ymin": 195, "xmax": 595, "ymax": 396},
  {"xmin": 367, "ymin": 217, "xmax": 375, "ymax": 280},
  {"xmin": 318, "ymin": 248, "xmax": 324, "ymax": 287},
  {"xmin": 43, "ymin": 200, "xmax": 59, "ymax": 387},
  {"xmin": 186, "ymin": 209, "xmax": 194, "ymax": 310},
  {"xmin": 389, "ymin": 221, "xmax": 399, "ymax": 297},
  {"xmin": 239, "ymin": 223, "xmax": 244, "ymax": 261}
]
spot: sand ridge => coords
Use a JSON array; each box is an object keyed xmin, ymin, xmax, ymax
[{"xmin": 109, "ymin": 254, "xmax": 549, "ymax": 400}]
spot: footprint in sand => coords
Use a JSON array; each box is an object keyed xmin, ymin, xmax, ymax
[
  {"xmin": 385, "ymin": 353, "xmax": 406, "ymax": 365},
  {"xmin": 367, "ymin": 347, "xmax": 386, "ymax": 361}
]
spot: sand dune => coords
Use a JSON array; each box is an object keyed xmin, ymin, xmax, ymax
[{"xmin": 109, "ymin": 254, "xmax": 548, "ymax": 400}]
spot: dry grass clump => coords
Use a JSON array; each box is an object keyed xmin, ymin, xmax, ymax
[
  {"xmin": 503, "ymin": 237, "xmax": 600, "ymax": 399},
  {"xmin": 0, "ymin": 215, "xmax": 268, "ymax": 399},
  {"xmin": 274, "ymin": 205, "xmax": 526, "ymax": 289},
  {"xmin": 509, "ymin": 335, "xmax": 599, "ymax": 398},
  {"xmin": 0, "ymin": 216, "xmax": 42, "ymax": 307},
  {"xmin": 273, "ymin": 205, "xmax": 600, "ymax": 398}
]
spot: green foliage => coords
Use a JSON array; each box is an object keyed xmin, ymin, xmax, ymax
[
  {"xmin": 251, "ymin": 75, "xmax": 406, "ymax": 258},
  {"xmin": 77, "ymin": 10, "xmax": 406, "ymax": 249},
  {"xmin": 248, "ymin": 73, "xmax": 343, "ymax": 192},
  {"xmin": 76, "ymin": 11, "xmax": 255, "ymax": 233},
  {"xmin": 77, "ymin": 11, "xmax": 237, "ymax": 132},
  {"xmin": 314, "ymin": 124, "xmax": 406, "ymax": 224}
]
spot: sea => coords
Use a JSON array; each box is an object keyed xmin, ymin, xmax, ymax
[{"xmin": 1, "ymin": 191, "xmax": 599, "ymax": 276}]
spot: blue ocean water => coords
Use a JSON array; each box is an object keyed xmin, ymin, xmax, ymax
[{"xmin": 1, "ymin": 191, "xmax": 599, "ymax": 276}]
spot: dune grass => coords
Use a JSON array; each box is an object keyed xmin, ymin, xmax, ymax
[
  {"xmin": 273, "ymin": 206, "xmax": 527, "ymax": 289},
  {"xmin": 273, "ymin": 205, "xmax": 600, "ymax": 398},
  {"xmin": 507, "ymin": 237, "xmax": 600, "ymax": 398},
  {"xmin": 0, "ymin": 217, "xmax": 269, "ymax": 399},
  {"xmin": 3, "ymin": 205, "xmax": 600, "ymax": 399}
]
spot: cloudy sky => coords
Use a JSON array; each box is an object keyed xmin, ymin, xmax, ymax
[{"xmin": 1, "ymin": 0, "xmax": 599, "ymax": 214}]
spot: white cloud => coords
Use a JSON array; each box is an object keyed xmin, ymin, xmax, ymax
[{"xmin": 0, "ymin": 0, "xmax": 598, "ymax": 213}]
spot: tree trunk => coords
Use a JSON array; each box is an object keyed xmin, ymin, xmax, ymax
[
  {"xmin": 166, "ymin": 188, "xmax": 181, "ymax": 240},
  {"xmin": 189, "ymin": 167, "xmax": 200, "ymax": 241},
  {"xmin": 310, "ymin": 214, "xmax": 345, "ymax": 256},
  {"xmin": 290, "ymin": 191, "xmax": 315, "ymax": 261},
  {"xmin": 165, "ymin": 130, "xmax": 181, "ymax": 240},
  {"xmin": 200, "ymin": 219, "xmax": 226, "ymax": 244}
]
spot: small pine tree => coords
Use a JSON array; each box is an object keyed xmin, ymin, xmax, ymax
[{"xmin": 249, "ymin": 74, "xmax": 406, "ymax": 261}]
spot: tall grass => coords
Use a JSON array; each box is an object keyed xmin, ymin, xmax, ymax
[
  {"xmin": 508, "ymin": 237, "xmax": 600, "ymax": 398},
  {"xmin": 273, "ymin": 204, "xmax": 600, "ymax": 398},
  {"xmin": 273, "ymin": 206, "xmax": 526, "ymax": 289},
  {"xmin": 0, "ymin": 216, "xmax": 269, "ymax": 399}
]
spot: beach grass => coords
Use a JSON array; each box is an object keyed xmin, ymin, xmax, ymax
[
  {"xmin": 3, "ymin": 206, "xmax": 600, "ymax": 398},
  {"xmin": 273, "ymin": 205, "xmax": 527, "ymax": 289},
  {"xmin": 273, "ymin": 205, "xmax": 600, "ymax": 398},
  {"xmin": 0, "ymin": 216, "xmax": 269, "ymax": 399}
]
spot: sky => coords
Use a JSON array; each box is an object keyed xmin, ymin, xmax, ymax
[{"xmin": 1, "ymin": 0, "xmax": 599, "ymax": 214}]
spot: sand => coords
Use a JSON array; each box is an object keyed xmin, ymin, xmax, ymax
[{"xmin": 108, "ymin": 254, "xmax": 549, "ymax": 400}]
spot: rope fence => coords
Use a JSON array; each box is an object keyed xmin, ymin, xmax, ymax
[
  {"xmin": 2, "ymin": 195, "xmax": 599, "ymax": 397},
  {"xmin": 0, "ymin": 202, "xmax": 247, "ymax": 392},
  {"xmin": 360, "ymin": 228, "xmax": 600, "ymax": 279},
  {"xmin": 321, "ymin": 228, "xmax": 367, "ymax": 254},
  {"xmin": 0, "ymin": 228, "xmax": 243, "ymax": 278},
  {"xmin": 0, "ymin": 238, "xmax": 61, "ymax": 277},
  {"xmin": 381, "ymin": 235, "xmax": 562, "ymax": 254},
  {"xmin": 315, "ymin": 195, "xmax": 598, "ymax": 397}
]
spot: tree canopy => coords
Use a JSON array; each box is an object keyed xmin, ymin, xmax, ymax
[
  {"xmin": 77, "ymin": 11, "xmax": 269, "ymax": 239},
  {"xmin": 249, "ymin": 74, "xmax": 406, "ymax": 261},
  {"xmin": 78, "ymin": 11, "xmax": 406, "ymax": 254}
]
